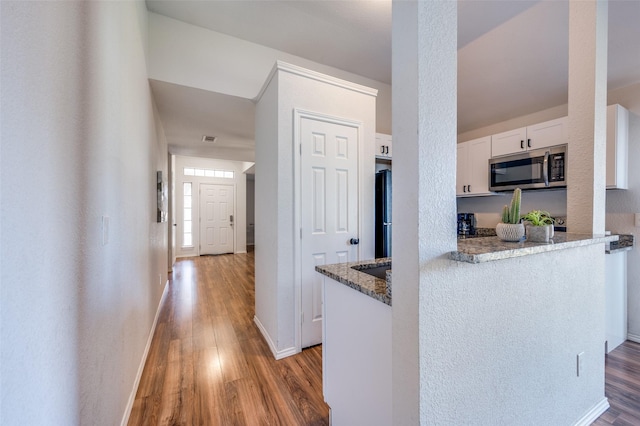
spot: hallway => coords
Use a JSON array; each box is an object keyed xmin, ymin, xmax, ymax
[{"xmin": 128, "ymin": 252, "xmax": 329, "ymax": 425}]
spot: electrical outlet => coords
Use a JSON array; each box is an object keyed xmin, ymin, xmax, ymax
[
  {"xmin": 635, "ymin": 213, "xmax": 640, "ymax": 227},
  {"xmin": 577, "ymin": 352, "xmax": 585, "ymax": 377}
]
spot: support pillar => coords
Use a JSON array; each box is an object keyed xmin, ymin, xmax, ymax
[{"xmin": 567, "ymin": 0, "xmax": 608, "ymax": 234}]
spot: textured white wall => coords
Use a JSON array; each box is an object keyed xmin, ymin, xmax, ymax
[
  {"xmin": 393, "ymin": 1, "xmax": 606, "ymax": 423},
  {"xmin": 1, "ymin": 2, "xmax": 168, "ymax": 424},
  {"xmin": 420, "ymin": 246, "xmax": 606, "ymax": 424},
  {"xmin": 566, "ymin": 0, "xmax": 608, "ymax": 235},
  {"xmin": 174, "ymin": 155, "xmax": 250, "ymax": 257},
  {"xmin": 392, "ymin": 1, "xmax": 459, "ymax": 423},
  {"xmin": 147, "ymin": 12, "xmax": 392, "ymax": 134},
  {"xmin": 254, "ymin": 64, "xmax": 376, "ymax": 356}
]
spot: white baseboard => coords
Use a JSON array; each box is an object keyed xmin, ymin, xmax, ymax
[
  {"xmin": 627, "ymin": 333, "xmax": 640, "ymax": 343},
  {"xmin": 572, "ymin": 397, "xmax": 609, "ymax": 426},
  {"xmin": 120, "ymin": 280, "xmax": 169, "ymax": 426},
  {"xmin": 253, "ymin": 315, "xmax": 298, "ymax": 360}
]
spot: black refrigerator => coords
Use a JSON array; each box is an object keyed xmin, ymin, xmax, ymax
[{"xmin": 375, "ymin": 169, "xmax": 392, "ymax": 258}]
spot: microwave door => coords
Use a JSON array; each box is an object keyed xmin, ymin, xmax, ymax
[{"xmin": 490, "ymin": 157, "xmax": 545, "ymax": 190}]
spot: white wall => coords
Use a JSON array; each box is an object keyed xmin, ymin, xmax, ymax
[
  {"xmin": 605, "ymin": 82, "xmax": 640, "ymax": 338},
  {"xmin": 254, "ymin": 63, "xmax": 376, "ymax": 358},
  {"xmin": 393, "ymin": 2, "xmax": 606, "ymax": 423},
  {"xmin": 254, "ymin": 75, "xmax": 280, "ymax": 357},
  {"xmin": 147, "ymin": 12, "xmax": 392, "ymax": 134},
  {"xmin": 174, "ymin": 155, "xmax": 251, "ymax": 257},
  {"xmin": 1, "ymin": 2, "xmax": 168, "ymax": 424}
]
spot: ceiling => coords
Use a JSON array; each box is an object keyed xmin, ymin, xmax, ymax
[{"xmin": 147, "ymin": 0, "xmax": 640, "ymax": 161}]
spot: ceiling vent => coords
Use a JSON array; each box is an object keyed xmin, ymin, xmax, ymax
[{"xmin": 202, "ymin": 135, "xmax": 217, "ymax": 143}]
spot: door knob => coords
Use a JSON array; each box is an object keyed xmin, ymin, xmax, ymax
[{"xmin": 349, "ymin": 238, "xmax": 360, "ymax": 245}]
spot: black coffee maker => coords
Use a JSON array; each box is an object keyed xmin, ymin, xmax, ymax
[{"xmin": 457, "ymin": 213, "xmax": 476, "ymax": 237}]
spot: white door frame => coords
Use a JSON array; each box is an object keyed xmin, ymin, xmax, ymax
[{"xmin": 293, "ymin": 108, "xmax": 364, "ymax": 352}]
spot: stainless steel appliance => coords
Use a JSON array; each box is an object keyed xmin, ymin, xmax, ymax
[
  {"xmin": 457, "ymin": 213, "xmax": 476, "ymax": 237},
  {"xmin": 375, "ymin": 169, "xmax": 391, "ymax": 258},
  {"xmin": 489, "ymin": 145, "xmax": 567, "ymax": 192}
]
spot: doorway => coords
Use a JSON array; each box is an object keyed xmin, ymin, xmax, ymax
[
  {"xmin": 200, "ymin": 183, "xmax": 235, "ymax": 255},
  {"xmin": 297, "ymin": 111, "xmax": 361, "ymax": 348}
]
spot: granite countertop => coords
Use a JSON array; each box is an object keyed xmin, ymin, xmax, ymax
[
  {"xmin": 316, "ymin": 232, "xmax": 633, "ymax": 304},
  {"xmin": 606, "ymin": 234, "xmax": 634, "ymax": 253},
  {"xmin": 315, "ymin": 258, "xmax": 391, "ymax": 306},
  {"xmin": 452, "ymin": 232, "xmax": 619, "ymax": 264}
]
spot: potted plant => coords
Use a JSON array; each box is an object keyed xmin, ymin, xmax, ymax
[
  {"xmin": 521, "ymin": 210, "xmax": 555, "ymax": 243},
  {"xmin": 496, "ymin": 188, "xmax": 525, "ymax": 242}
]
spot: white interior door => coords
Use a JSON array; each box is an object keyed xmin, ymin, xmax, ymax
[
  {"xmin": 300, "ymin": 116, "xmax": 359, "ymax": 348},
  {"xmin": 200, "ymin": 183, "xmax": 235, "ymax": 255}
]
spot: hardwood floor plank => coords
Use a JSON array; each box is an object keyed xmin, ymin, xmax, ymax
[
  {"xmin": 193, "ymin": 347, "xmax": 230, "ymax": 426},
  {"xmin": 593, "ymin": 341, "xmax": 640, "ymax": 425},
  {"xmin": 128, "ymin": 253, "xmax": 329, "ymax": 425}
]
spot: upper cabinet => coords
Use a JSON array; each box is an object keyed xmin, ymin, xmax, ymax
[
  {"xmin": 491, "ymin": 117, "xmax": 568, "ymax": 157},
  {"xmin": 607, "ymin": 104, "xmax": 629, "ymax": 190},
  {"xmin": 457, "ymin": 136, "xmax": 493, "ymax": 197},
  {"xmin": 375, "ymin": 133, "xmax": 392, "ymax": 160}
]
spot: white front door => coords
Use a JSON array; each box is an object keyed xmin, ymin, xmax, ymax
[
  {"xmin": 300, "ymin": 115, "xmax": 360, "ymax": 348},
  {"xmin": 200, "ymin": 183, "xmax": 235, "ymax": 255}
]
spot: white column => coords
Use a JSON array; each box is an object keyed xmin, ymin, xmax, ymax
[
  {"xmin": 392, "ymin": 1, "xmax": 457, "ymax": 423},
  {"xmin": 567, "ymin": 0, "xmax": 608, "ymax": 234}
]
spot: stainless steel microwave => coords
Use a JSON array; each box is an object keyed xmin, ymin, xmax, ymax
[{"xmin": 489, "ymin": 145, "xmax": 567, "ymax": 192}]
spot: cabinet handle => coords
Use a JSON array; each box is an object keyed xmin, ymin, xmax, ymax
[
  {"xmin": 527, "ymin": 138, "xmax": 531, "ymax": 148},
  {"xmin": 380, "ymin": 146, "xmax": 385, "ymax": 154},
  {"xmin": 463, "ymin": 185, "xmax": 467, "ymax": 193},
  {"xmin": 468, "ymin": 185, "xmax": 471, "ymax": 192},
  {"xmin": 385, "ymin": 146, "xmax": 389, "ymax": 154},
  {"xmin": 521, "ymin": 140, "xmax": 525, "ymax": 149}
]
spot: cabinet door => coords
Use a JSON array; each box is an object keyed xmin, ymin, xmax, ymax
[
  {"xmin": 491, "ymin": 127, "xmax": 527, "ymax": 157},
  {"xmin": 605, "ymin": 251, "xmax": 627, "ymax": 353},
  {"xmin": 527, "ymin": 116, "xmax": 567, "ymax": 150},
  {"xmin": 456, "ymin": 143, "xmax": 469, "ymax": 196},
  {"xmin": 606, "ymin": 104, "xmax": 628, "ymax": 189},
  {"xmin": 467, "ymin": 137, "xmax": 492, "ymax": 195},
  {"xmin": 375, "ymin": 133, "xmax": 392, "ymax": 159}
]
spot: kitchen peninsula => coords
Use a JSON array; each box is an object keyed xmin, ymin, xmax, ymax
[{"xmin": 315, "ymin": 231, "xmax": 620, "ymax": 424}]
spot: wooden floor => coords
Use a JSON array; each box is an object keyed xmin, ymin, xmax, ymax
[
  {"xmin": 593, "ymin": 340, "xmax": 640, "ymax": 425},
  {"xmin": 129, "ymin": 251, "xmax": 640, "ymax": 425},
  {"xmin": 128, "ymin": 252, "xmax": 329, "ymax": 425}
]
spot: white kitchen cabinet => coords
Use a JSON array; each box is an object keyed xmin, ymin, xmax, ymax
[
  {"xmin": 457, "ymin": 136, "xmax": 493, "ymax": 197},
  {"xmin": 490, "ymin": 127, "xmax": 528, "ymax": 157},
  {"xmin": 606, "ymin": 104, "xmax": 629, "ymax": 190},
  {"xmin": 375, "ymin": 133, "xmax": 392, "ymax": 159},
  {"xmin": 605, "ymin": 250, "xmax": 627, "ymax": 353},
  {"xmin": 491, "ymin": 117, "xmax": 568, "ymax": 157}
]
